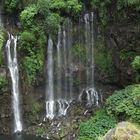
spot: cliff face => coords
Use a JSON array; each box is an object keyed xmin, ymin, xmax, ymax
[
  {"xmin": 95, "ymin": 24, "xmax": 139, "ymax": 86},
  {"xmin": 0, "ymin": 0, "xmax": 140, "ymax": 137},
  {"xmin": 105, "ymin": 25, "xmax": 140, "ymax": 86}
]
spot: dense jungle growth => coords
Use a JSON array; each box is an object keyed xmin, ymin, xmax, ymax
[{"xmin": 0, "ymin": 0, "xmax": 140, "ymax": 140}]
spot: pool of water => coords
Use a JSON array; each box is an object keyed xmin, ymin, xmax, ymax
[{"xmin": 0, "ymin": 134, "xmax": 49, "ymax": 140}]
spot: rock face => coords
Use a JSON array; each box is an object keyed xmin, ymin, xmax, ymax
[
  {"xmin": 24, "ymin": 102, "xmax": 98, "ymax": 140},
  {"xmin": 106, "ymin": 25, "xmax": 140, "ymax": 86},
  {"xmin": 94, "ymin": 24, "xmax": 140, "ymax": 87},
  {"xmin": 103, "ymin": 122, "xmax": 140, "ymax": 140},
  {"xmin": 0, "ymin": 94, "xmax": 12, "ymax": 134}
]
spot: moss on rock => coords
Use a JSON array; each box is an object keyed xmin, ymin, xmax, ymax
[
  {"xmin": 0, "ymin": 27, "xmax": 7, "ymax": 66},
  {"xmin": 103, "ymin": 122, "xmax": 140, "ymax": 140}
]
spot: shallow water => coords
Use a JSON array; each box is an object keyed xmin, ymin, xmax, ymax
[{"xmin": 0, "ymin": 134, "xmax": 49, "ymax": 140}]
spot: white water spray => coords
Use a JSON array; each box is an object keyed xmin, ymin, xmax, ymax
[{"xmin": 5, "ymin": 34, "xmax": 22, "ymax": 132}]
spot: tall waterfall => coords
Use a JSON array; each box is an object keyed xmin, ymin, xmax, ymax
[
  {"xmin": 46, "ymin": 37, "xmax": 55, "ymax": 119},
  {"xmin": 5, "ymin": 34, "xmax": 22, "ymax": 132},
  {"xmin": 45, "ymin": 13, "xmax": 101, "ymax": 119},
  {"xmin": 46, "ymin": 35, "xmax": 70, "ymax": 119},
  {"xmin": 79, "ymin": 13, "xmax": 99, "ymax": 106}
]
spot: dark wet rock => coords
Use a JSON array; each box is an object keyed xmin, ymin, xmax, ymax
[{"xmin": 23, "ymin": 101, "xmax": 99, "ymax": 140}]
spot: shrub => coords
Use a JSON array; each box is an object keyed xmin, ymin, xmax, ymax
[
  {"xmin": 23, "ymin": 51, "xmax": 44, "ymax": 85},
  {"xmin": 4, "ymin": 0, "xmax": 19, "ymax": 13},
  {"xmin": 20, "ymin": 4, "xmax": 38, "ymax": 28},
  {"xmin": 106, "ymin": 84, "xmax": 140, "ymax": 123},
  {"xmin": 21, "ymin": 31, "xmax": 35, "ymax": 43},
  {"xmin": 37, "ymin": 0, "xmax": 50, "ymax": 16},
  {"xmin": 132, "ymin": 56, "xmax": 140, "ymax": 82},
  {"xmin": 45, "ymin": 13, "xmax": 63, "ymax": 33},
  {"xmin": 78, "ymin": 111, "xmax": 117, "ymax": 140},
  {"xmin": 132, "ymin": 56, "xmax": 140, "ymax": 71},
  {"xmin": 50, "ymin": 0, "xmax": 82, "ymax": 16}
]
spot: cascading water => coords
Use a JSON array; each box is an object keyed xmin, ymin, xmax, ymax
[
  {"xmin": 46, "ymin": 37, "xmax": 55, "ymax": 119},
  {"xmin": 46, "ymin": 13, "xmax": 101, "ymax": 119},
  {"xmin": 5, "ymin": 34, "xmax": 22, "ymax": 132},
  {"xmin": 46, "ymin": 27, "xmax": 71, "ymax": 119},
  {"xmin": 84, "ymin": 13, "xmax": 91, "ymax": 86},
  {"xmin": 79, "ymin": 13, "xmax": 100, "ymax": 107}
]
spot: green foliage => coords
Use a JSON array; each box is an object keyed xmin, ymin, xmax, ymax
[
  {"xmin": 132, "ymin": 56, "xmax": 140, "ymax": 71},
  {"xmin": 45, "ymin": 13, "xmax": 63, "ymax": 33},
  {"xmin": 91, "ymin": 0, "xmax": 111, "ymax": 25},
  {"xmin": 66, "ymin": 0, "xmax": 82, "ymax": 15},
  {"xmin": 94, "ymin": 38, "xmax": 114, "ymax": 77},
  {"xmin": 37, "ymin": 0, "xmax": 50, "ymax": 16},
  {"xmin": 72, "ymin": 43, "xmax": 86, "ymax": 64},
  {"xmin": 123, "ymin": 0, "xmax": 140, "ymax": 10},
  {"xmin": 21, "ymin": 31, "xmax": 35, "ymax": 43},
  {"xmin": 0, "ymin": 75, "xmax": 8, "ymax": 93},
  {"xmin": 50, "ymin": 0, "xmax": 65, "ymax": 11},
  {"xmin": 106, "ymin": 84, "xmax": 140, "ymax": 124},
  {"xmin": 132, "ymin": 56, "xmax": 140, "ymax": 82},
  {"xmin": 78, "ymin": 111, "xmax": 117, "ymax": 140},
  {"xmin": 0, "ymin": 29, "xmax": 6, "ymax": 66},
  {"xmin": 4, "ymin": 0, "xmax": 19, "ymax": 13},
  {"xmin": 90, "ymin": 0, "xmax": 140, "ymax": 26},
  {"xmin": 27, "ymin": 95, "xmax": 42, "ymax": 122},
  {"xmin": 22, "ymin": 51, "xmax": 44, "ymax": 85},
  {"xmin": 31, "ymin": 102, "xmax": 41, "ymax": 116},
  {"xmin": 120, "ymin": 50, "xmax": 136, "ymax": 61},
  {"xmin": 20, "ymin": 4, "xmax": 37, "ymax": 28},
  {"xmin": 35, "ymin": 126, "xmax": 46, "ymax": 136},
  {"xmin": 50, "ymin": 0, "xmax": 82, "ymax": 16}
]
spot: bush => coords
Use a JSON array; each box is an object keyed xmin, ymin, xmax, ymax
[
  {"xmin": 20, "ymin": 4, "xmax": 38, "ymax": 28},
  {"xmin": 132, "ymin": 56, "xmax": 140, "ymax": 72},
  {"xmin": 4, "ymin": 0, "xmax": 19, "ymax": 13},
  {"xmin": 21, "ymin": 31, "xmax": 35, "ymax": 43},
  {"xmin": 78, "ymin": 111, "xmax": 117, "ymax": 140},
  {"xmin": 23, "ymin": 51, "xmax": 44, "ymax": 85},
  {"xmin": 106, "ymin": 84, "xmax": 140, "ymax": 123},
  {"xmin": 37, "ymin": 0, "xmax": 50, "ymax": 16},
  {"xmin": 45, "ymin": 13, "xmax": 63, "ymax": 33},
  {"xmin": 50, "ymin": 0, "xmax": 82, "ymax": 16}
]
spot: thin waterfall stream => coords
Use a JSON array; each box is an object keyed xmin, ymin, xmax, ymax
[
  {"xmin": 5, "ymin": 34, "xmax": 22, "ymax": 132},
  {"xmin": 79, "ymin": 13, "xmax": 100, "ymax": 107},
  {"xmin": 45, "ymin": 13, "xmax": 101, "ymax": 119},
  {"xmin": 46, "ymin": 37, "xmax": 54, "ymax": 119}
]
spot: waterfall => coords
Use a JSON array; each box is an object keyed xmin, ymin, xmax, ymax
[
  {"xmin": 45, "ymin": 36, "xmax": 69, "ymax": 119},
  {"xmin": 61, "ymin": 19, "xmax": 73, "ymax": 101},
  {"xmin": 84, "ymin": 13, "xmax": 91, "ymax": 86},
  {"xmin": 45, "ymin": 13, "xmax": 101, "ymax": 119},
  {"xmin": 5, "ymin": 34, "xmax": 22, "ymax": 132},
  {"xmin": 79, "ymin": 13, "xmax": 100, "ymax": 107},
  {"xmin": 56, "ymin": 26, "xmax": 62, "ymax": 99},
  {"xmin": 67, "ymin": 19, "xmax": 73, "ymax": 100},
  {"xmin": 46, "ymin": 37, "xmax": 55, "ymax": 119},
  {"xmin": 90, "ymin": 12, "xmax": 94, "ymax": 85}
]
